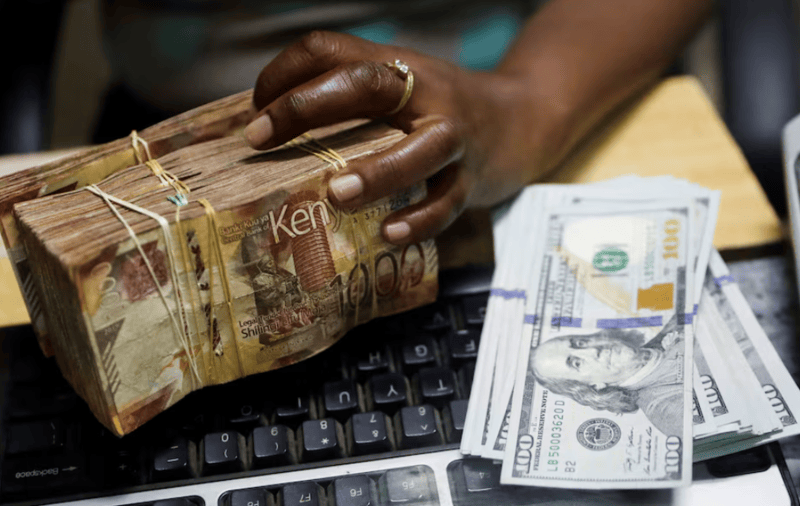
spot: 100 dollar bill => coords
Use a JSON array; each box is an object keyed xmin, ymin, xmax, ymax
[{"xmin": 501, "ymin": 201, "xmax": 695, "ymax": 489}]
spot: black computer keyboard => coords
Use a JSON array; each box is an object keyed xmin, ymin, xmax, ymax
[
  {"xmin": 0, "ymin": 266, "xmax": 492, "ymax": 506},
  {"xmin": 0, "ymin": 265, "xmax": 794, "ymax": 506}
]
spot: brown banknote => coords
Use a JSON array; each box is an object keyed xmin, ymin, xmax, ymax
[
  {"xmin": 0, "ymin": 90, "xmax": 256, "ymax": 357},
  {"xmin": 14, "ymin": 123, "xmax": 438, "ymax": 437}
]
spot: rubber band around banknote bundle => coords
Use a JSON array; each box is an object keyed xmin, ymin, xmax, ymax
[
  {"xmin": 130, "ymin": 131, "xmax": 190, "ymax": 206},
  {"xmin": 85, "ymin": 185, "xmax": 204, "ymax": 388},
  {"xmin": 286, "ymin": 133, "xmax": 380, "ymax": 322},
  {"xmin": 83, "ymin": 131, "xmax": 383, "ymax": 398}
]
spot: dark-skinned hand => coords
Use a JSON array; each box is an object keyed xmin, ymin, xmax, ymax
[{"xmin": 244, "ymin": 31, "xmax": 569, "ymax": 245}]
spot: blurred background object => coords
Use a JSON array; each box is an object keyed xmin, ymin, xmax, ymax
[{"xmin": 1, "ymin": 0, "xmax": 799, "ymax": 216}]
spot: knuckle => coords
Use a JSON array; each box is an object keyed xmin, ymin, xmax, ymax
[
  {"xmin": 298, "ymin": 30, "xmax": 339, "ymax": 62},
  {"xmin": 346, "ymin": 61, "xmax": 395, "ymax": 99},
  {"xmin": 281, "ymin": 92, "xmax": 311, "ymax": 121},
  {"xmin": 427, "ymin": 119, "xmax": 464, "ymax": 159},
  {"xmin": 375, "ymin": 151, "xmax": 405, "ymax": 187}
]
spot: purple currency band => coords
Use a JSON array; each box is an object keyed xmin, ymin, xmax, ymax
[
  {"xmin": 714, "ymin": 275, "xmax": 735, "ymax": 287},
  {"xmin": 596, "ymin": 316, "xmax": 663, "ymax": 328},
  {"xmin": 551, "ymin": 317, "xmax": 582, "ymax": 327}
]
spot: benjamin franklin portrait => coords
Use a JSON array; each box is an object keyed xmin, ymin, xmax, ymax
[{"xmin": 530, "ymin": 316, "xmax": 684, "ymax": 437}]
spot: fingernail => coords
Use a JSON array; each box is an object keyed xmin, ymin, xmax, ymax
[
  {"xmin": 244, "ymin": 115, "xmax": 273, "ymax": 147},
  {"xmin": 329, "ymin": 174, "xmax": 364, "ymax": 202},
  {"xmin": 385, "ymin": 221, "xmax": 411, "ymax": 243}
]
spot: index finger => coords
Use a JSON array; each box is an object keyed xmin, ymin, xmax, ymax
[{"xmin": 253, "ymin": 31, "xmax": 383, "ymax": 110}]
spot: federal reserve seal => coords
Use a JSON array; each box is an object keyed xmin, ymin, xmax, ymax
[{"xmin": 576, "ymin": 418, "xmax": 622, "ymax": 451}]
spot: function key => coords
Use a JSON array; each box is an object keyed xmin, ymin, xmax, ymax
[
  {"xmin": 378, "ymin": 466, "xmax": 438, "ymax": 504},
  {"xmin": 152, "ymin": 499, "xmax": 201, "ymax": 506},
  {"xmin": 462, "ymin": 459, "xmax": 501, "ymax": 492},
  {"xmin": 415, "ymin": 368, "xmax": 457, "ymax": 408},
  {"xmin": 349, "ymin": 412, "xmax": 392, "ymax": 455},
  {"xmin": 230, "ymin": 488, "xmax": 268, "ymax": 506},
  {"xmin": 401, "ymin": 337, "xmax": 437, "ymax": 372},
  {"xmin": 323, "ymin": 379, "xmax": 360, "ymax": 422},
  {"xmin": 153, "ymin": 435, "xmax": 196, "ymax": 481},
  {"xmin": 396, "ymin": 405, "xmax": 442, "ymax": 449},
  {"xmin": 252, "ymin": 425, "xmax": 293, "ymax": 468},
  {"xmin": 281, "ymin": 481, "xmax": 323, "ymax": 506},
  {"xmin": 368, "ymin": 373, "xmax": 409, "ymax": 414},
  {"xmin": 202, "ymin": 431, "xmax": 244, "ymax": 475},
  {"xmin": 447, "ymin": 329, "xmax": 480, "ymax": 364},
  {"xmin": 462, "ymin": 294, "xmax": 488, "ymax": 326},
  {"xmin": 444, "ymin": 399, "xmax": 468, "ymax": 443},
  {"xmin": 300, "ymin": 419, "xmax": 344, "ymax": 462},
  {"xmin": 333, "ymin": 475, "xmax": 373, "ymax": 506}
]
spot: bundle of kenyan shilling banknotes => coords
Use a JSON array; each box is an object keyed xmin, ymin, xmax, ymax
[
  {"xmin": 0, "ymin": 91, "xmax": 438, "ymax": 437},
  {"xmin": 460, "ymin": 176, "xmax": 800, "ymax": 489}
]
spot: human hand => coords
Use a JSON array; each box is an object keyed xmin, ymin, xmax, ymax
[{"xmin": 245, "ymin": 31, "xmax": 570, "ymax": 245}]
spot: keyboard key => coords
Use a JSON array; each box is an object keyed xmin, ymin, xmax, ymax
[
  {"xmin": 7, "ymin": 385, "xmax": 77, "ymax": 419},
  {"xmin": 458, "ymin": 362, "xmax": 476, "ymax": 397},
  {"xmin": 444, "ymin": 399, "xmax": 468, "ymax": 443},
  {"xmin": 5, "ymin": 419, "xmax": 66, "ymax": 455},
  {"xmin": 282, "ymin": 481, "xmax": 321, "ymax": 506},
  {"xmin": 354, "ymin": 346, "xmax": 391, "ymax": 379},
  {"xmin": 369, "ymin": 373, "xmax": 409, "ymax": 413},
  {"xmin": 401, "ymin": 338, "xmax": 437, "ymax": 372},
  {"xmin": 274, "ymin": 394, "xmax": 313, "ymax": 427},
  {"xmin": 379, "ymin": 466, "xmax": 437, "ymax": 504},
  {"xmin": 2, "ymin": 453, "xmax": 90, "ymax": 496},
  {"xmin": 162, "ymin": 395, "xmax": 221, "ymax": 439},
  {"xmin": 153, "ymin": 435, "xmax": 195, "ymax": 480},
  {"xmin": 350, "ymin": 412, "xmax": 392, "ymax": 455},
  {"xmin": 323, "ymin": 379, "xmax": 360, "ymax": 421},
  {"xmin": 416, "ymin": 304, "xmax": 453, "ymax": 332},
  {"xmin": 334, "ymin": 475, "xmax": 373, "ymax": 506},
  {"xmin": 230, "ymin": 488, "xmax": 268, "ymax": 506},
  {"xmin": 396, "ymin": 405, "xmax": 441, "ymax": 449},
  {"xmin": 300, "ymin": 418, "xmax": 344, "ymax": 461},
  {"xmin": 222, "ymin": 399, "xmax": 266, "ymax": 432},
  {"xmin": 252, "ymin": 425, "xmax": 293, "ymax": 468},
  {"xmin": 152, "ymin": 499, "xmax": 200, "ymax": 506},
  {"xmin": 462, "ymin": 294, "xmax": 487, "ymax": 325},
  {"xmin": 447, "ymin": 329, "xmax": 480, "ymax": 364},
  {"xmin": 462, "ymin": 459, "xmax": 501, "ymax": 492},
  {"xmin": 106, "ymin": 448, "xmax": 144, "ymax": 486},
  {"xmin": 416, "ymin": 367, "xmax": 456, "ymax": 408},
  {"xmin": 202, "ymin": 431, "xmax": 244, "ymax": 474}
]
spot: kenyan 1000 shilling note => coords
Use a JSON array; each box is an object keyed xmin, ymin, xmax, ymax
[
  {"xmin": 54, "ymin": 180, "xmax": 437, "ymax": 436},
  {"xmin": 501, "ymin": 201, "xmax": 695, "ymax": 489}
]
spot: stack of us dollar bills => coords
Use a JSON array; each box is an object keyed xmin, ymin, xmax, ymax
[
  {"xmin": 0, "ymin": 92, "xmax": 438, "ymax": 437},
  {"xmin": 461, "ymin": 176, "xmax": 800, "ymax": 489}
]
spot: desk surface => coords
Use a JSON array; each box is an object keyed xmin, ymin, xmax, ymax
[{"xmin": 0, "ymin": 76, "xmax": 784, "ymax": 327}]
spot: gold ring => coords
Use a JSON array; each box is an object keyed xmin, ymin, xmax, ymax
[{"xmin": 384, "ymin": 59, "xmax": 414, "ymax": 115}]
